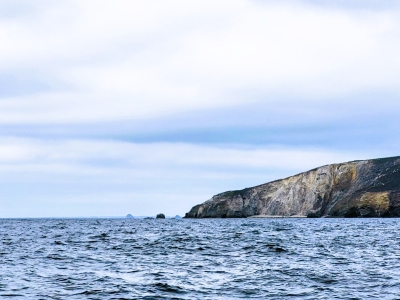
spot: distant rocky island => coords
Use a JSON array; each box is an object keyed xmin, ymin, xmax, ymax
[{"xmin": 185, "ymin": 156, "xmax": 400, "ymax": 218}]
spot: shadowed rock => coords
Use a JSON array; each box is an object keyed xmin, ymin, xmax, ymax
[
  {"xmin": 185, "ymin": 156, "xmax": 400, "ymax": 218},
  {"xmin": 156, "ymin": 213, "xmax": 166, "ymax": 219}
]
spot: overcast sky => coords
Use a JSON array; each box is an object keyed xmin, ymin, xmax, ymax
[{"xmin": 1, "ymin": 0, "xmax": 400, "ymax": 217}]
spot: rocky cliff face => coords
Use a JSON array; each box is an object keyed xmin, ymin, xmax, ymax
[{"xmin": 185, "ymin": 156, "xmax": 400, "ymax": 218}]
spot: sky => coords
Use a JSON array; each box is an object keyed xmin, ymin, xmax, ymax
[{"xmin": 1, "ymin": 0, "xmax": 400, "ymax": 217}]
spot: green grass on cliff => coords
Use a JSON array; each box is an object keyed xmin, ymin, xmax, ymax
[
  {"xmin": 371, "ymin": 156, "xmax": 400, "ymax": 165},
  {"xmin": 219, "ymin": 188, "xmax": 252, "ymax": 198}
]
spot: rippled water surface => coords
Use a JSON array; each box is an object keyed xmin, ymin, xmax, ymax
[{"xmin": 1, "ymin": 218, "xmax": 400, "ymax": 299}]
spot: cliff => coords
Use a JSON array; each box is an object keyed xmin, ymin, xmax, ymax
[{"xmin": 185, "ymin": 156, "xmax": 400, "ymax": 218}]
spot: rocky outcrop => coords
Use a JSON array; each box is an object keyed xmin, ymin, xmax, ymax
[
  {"xmin": 156, "ymin": 213, "xmax": 166, "ymax": 219},
  {"xmin": 185, "ymin": 156, "xmax": 400, "ymax": 218}
]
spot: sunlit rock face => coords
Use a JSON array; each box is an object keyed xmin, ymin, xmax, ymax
[{"xmin": 185, "ymin": 156, "xmax": 400, "ymax": 218}]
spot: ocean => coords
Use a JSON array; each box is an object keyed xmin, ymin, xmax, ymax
[{"xmin": 0, "ymin": 218, "xmax": 399, "ymax": 299}]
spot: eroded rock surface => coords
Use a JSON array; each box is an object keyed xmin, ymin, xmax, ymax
[{"xmin": 185, "ymin": 156, "xmax": 400, "ymax": 218}]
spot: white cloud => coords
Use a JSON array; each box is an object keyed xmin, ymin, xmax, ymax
[
  {"xmin": 1, "ymin": 1, "xmax": 400, "ymax": 124},
  {"xmin": 0, "ymin": 137, "xmax": 369, "ymax": 172}
]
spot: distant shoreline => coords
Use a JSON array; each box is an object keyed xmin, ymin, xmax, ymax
[{"xmin": 248, "ymin": 215, "xmax": 307, "ymax": 218}]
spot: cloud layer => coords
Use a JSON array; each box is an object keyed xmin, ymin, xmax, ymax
[{"xmin": 1, "ymin": 0, "xmax": 400, "ymax": 124}]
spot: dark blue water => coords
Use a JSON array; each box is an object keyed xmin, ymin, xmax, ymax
[{"xmin": 1, "ymin": 218, "xmax": 400, "ymax": 299}]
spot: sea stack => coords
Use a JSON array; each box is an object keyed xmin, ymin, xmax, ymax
[{"xmin": 185, "ymin": 156, "xmax": 400, "ymax": 218}]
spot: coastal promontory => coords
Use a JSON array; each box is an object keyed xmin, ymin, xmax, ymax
[{"xmin": 185, "ymin": 156, "xmax": 400, "ymax": 218}]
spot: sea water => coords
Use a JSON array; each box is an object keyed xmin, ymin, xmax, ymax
[{"xmin": 0, "ymin": 218, "xmax": 400, "ymax": 299}]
